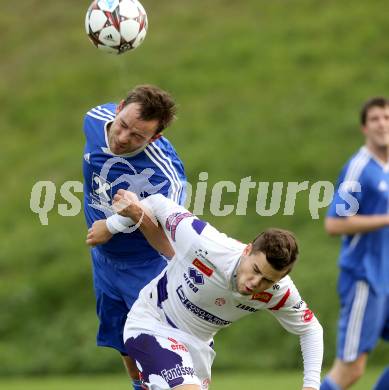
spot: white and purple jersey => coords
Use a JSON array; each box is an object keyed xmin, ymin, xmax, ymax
[
  {"xmin": 327, "ymin": 146, "xmax": 389, "ymax": 293},
  {"xmin": 82, "ymin": 103, "xmax": 186, "ymax": 261},
  {"xmin": 124, "ymin": 195, "xmax": 323, "ymax": 389}
]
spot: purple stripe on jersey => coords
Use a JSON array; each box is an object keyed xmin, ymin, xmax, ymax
[
  {"xmin": 157, "ymin": 272, "xmax": 168, "ymax": 308},
  {"xmin": 192, "ymin": 219, "xmax": 207, "ymax": 235},
  {"xmin": 125, "ymin": 333, "xmax": 188, "ymax": 387},
  {"xmin": 165, "ymin": 313, "xmax": 178, "ymax": 328}
]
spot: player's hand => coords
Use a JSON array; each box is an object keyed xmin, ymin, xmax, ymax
[
  {"xmin": 86, "ymin": 219, "xmax": 113, "ymax": 246},
  {"xmin": 113, "ymin": 189, "xmax": 143, "ymax": 220}
]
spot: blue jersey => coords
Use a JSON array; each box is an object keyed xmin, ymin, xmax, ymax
[
  {"xmin": 82, "ymin": 103, "xmax": 187, "ymax": 262},
  {"xmin": 327, "ymin": 146, "xmax": 389, "ymax": 293}
]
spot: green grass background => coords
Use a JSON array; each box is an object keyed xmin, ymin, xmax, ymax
[
  {"xmin": 0, "ymin": 369, "xmax": 385, "ymax": 390},
  {"xmin": 1, "ymin": 0, "xmax": 388, "ymax": 379}
]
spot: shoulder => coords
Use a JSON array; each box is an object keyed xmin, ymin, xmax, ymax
[
  {"xmin": 341, "ymin": 147, "xmax": 372, "ymax": 182},
  {"xmin": 262, "ymin": 275, "xmax": 301, "ymax": 310},
  {"xmin": 143, "ymin": 138, "xmax": 186, "ymax": 201},
  {"xmin": 191, "ymin": 224, "xmax": 245, "ymax": 276},
  {"xmin": 145, "ymin": 137, "xmax": 182, "ymax": 162},
  {"xmin": 84, "ymin": 103, "xmax": 116, "ymax": 123}
]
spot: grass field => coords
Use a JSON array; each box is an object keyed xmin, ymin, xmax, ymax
[
  {"xmin": 3, "ymin": 0, "xmax": 389, "ymax": 377},
  {"xmin": 1, "ymin": 368, "xmax": 384, "ymax": 390}
]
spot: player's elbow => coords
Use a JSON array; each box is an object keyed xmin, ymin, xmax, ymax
[{"xmin": 302, "ymin": 318, "xmax": 323, "ymax": 343}]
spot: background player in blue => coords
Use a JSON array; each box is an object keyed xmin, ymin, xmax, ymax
[
  {"xmin": 321, "ymin": 97, "xmax": 389, "ymax": 390},
  {"xmin": 82, "ymin": 84, "xmax": 186, "ymax": 390}
]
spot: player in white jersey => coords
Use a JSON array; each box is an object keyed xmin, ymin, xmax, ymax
[{"xmin": 88, "ymin": 190, "xmax": 323, "ymax": 390}]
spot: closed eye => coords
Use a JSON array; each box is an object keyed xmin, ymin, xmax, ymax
[
  {"xmin": 133, "ymin": 133, "xmax": 144, "ymax": 140},
  {"xmin": 254, "ymin": 265, "xmax": 274, "ymax": 284},
  {"xmin": 120, "ymin": 120, "xmax": 129, "ymax": 129}
]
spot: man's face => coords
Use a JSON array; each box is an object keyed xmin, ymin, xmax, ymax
[
  {"xmin": 107, "ymin": 102, "xmax": 160, "ymax": 154},
  {"xmin": 236, "ymin": 244, "xmax": 290, "ymax": 295},
  {"xmin": 363, "ymin": 105, "xmax": 389, "ymax": 150}
]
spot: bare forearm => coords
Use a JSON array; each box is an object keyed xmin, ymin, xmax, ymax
[
  {"xmin": 134, "ymin": 210, "xmax": 174, "ymax": 258},
  {"xmin": 114, "ymin": 192, "xmax": 175, "ymax": 258},
  {"xmin": 325, "ymin": 214, "xmax": 389, "ymax": 235}
]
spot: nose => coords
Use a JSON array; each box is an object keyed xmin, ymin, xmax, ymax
[
  {"xmin": 252, "ymin": 275, "xmax": 263, "ymax": 289},
  {"xmin": 118, "ymin": 130, "xmax": 130, "ymax": 144}
]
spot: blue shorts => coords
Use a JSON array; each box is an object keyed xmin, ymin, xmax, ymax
[
  {"xmin": 336, "ymin": 270, "xmax": 389, "ymax": 362},
  {"xmin": 91, "ymin": 248, "xmax": 167, "ymax": 354}
]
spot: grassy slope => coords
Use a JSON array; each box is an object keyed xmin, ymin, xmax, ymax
[{"xmin": 1, "ymin": 0, "xmax": 388, "ymax": 375}]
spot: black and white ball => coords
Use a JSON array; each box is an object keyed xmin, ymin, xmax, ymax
[{"xmin": 85, "ymin": 0, "xmax": 148, "ymax": 54}]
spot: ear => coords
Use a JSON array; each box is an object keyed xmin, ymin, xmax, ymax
[
  {"xmin": 243, "ymin": 243, "xmax": 252, "ymax": 256},
  {"xmin": 116, "ymin": 100, "xmax": 125, "ymax": 113},
  {"xmin": 149, "ymin": 133, "xmax": 162, "ymax": 143}
]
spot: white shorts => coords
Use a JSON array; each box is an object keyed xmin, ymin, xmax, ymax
[{"xmin": 123, "ymin": 297, "xmax": 215, "ymax": 389}]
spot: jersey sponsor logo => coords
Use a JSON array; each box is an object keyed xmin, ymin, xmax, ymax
[
  {"xmin": 194, "ymin": 248, "xmax": 209, "ymax": 262},
  {"xmin": 109, "ymin": 166, "xmax": 167, "ymax": 198},
  {"xmin": 176, "ymin": 286, "xmax": 231, "ymax": 326},
  {"xmin": 192, "ymin": 258, "xmax": 214, "ymax": 277},
  {"xmin": 215, "ymin": 297, "xmax": 226, "ymax": 306},
  {"xmin": 272, "ymin": 284, "xmax": 280, "ymax": 290},
  {"xmin": 91, "ymin": 174, "xmax": 112, "ymax": 206},
  {"xmin": 161, "ymin": 364, "xmax": 195, "ymax": 383},
  {"xmin": 302, "ymin": 308, "xmax": 314, "ymax": 323},
  {"xmin": 183, "ymin": 271, "xmax": 199, "ymax": 292},
  {"xmin": 188, "ymin": 267, "xmax": 204, "ymax": 285},
  {"xmin": 88, "ymin": 157, "xmax": 169, "ymax": 220},
  {"xmin": 168, "ymin": 338, "xmax": 188, "ymax": 352},
  {"xmin": 165, "ymin": 212, "xmax": 193, "ymax": 241},
  {"xmin": 292, "ymin": 300, "xmax": 304, "ymax": 310},
  {"xmin": 236, "ymin": 303, "xmax": 257, "ymax": 312},
  {"xmin": 251, "ymin": 292, "xmax": 273, "ymax": 303}
]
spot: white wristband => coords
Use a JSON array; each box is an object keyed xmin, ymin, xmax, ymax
[{"xmin": 106, "ymin": 214, "xmax": 135, "ymax": 234}]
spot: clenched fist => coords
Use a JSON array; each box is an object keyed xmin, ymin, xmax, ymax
[{"xmin": 86, "ymin": 219, "xmax": 113, "ymax": 246}]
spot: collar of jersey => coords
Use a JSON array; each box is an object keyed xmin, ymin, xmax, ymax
[
  {"xmin": 230, "ymin": 256, "xmax": 241, "ymax": 292},
  {"xmin": 362, "ymin": 146, "xmax": 389, "ymax": 172}
]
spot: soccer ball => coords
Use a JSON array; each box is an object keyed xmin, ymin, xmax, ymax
[{"xmin": 85, "ymin": 0, "xmax": 148, "ymax": 54}]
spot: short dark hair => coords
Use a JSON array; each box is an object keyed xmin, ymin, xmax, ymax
[
  {"xmin": 360, "ymin": 97, "xmax": 389, "ymax": 126},
  {"xmin": 123, "ymin": 85, "xmax": 177, "ymax": 133},
  {"xmin": 251, "ymin": 228, "xmax": 299, "ymax": 271}
]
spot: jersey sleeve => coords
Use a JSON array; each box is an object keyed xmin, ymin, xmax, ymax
[
  {"xmin": 267, "ymin": 280, "xmax": 318, "ymax": 334},
  {"xmin": 144, "ymin": 142, "xmax": 187, "ymax": 206},
  {"xmin": 142, "ymin": 194, "xmax": 204, "ymax": 258},
  {"xmin": 267, "ymin": 279, "xmax": 323, "ymax": 389}
]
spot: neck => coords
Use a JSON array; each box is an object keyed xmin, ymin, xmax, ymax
[{"xmin": 366, "ymin": 143, "xmax": 389, "ymax": 164}]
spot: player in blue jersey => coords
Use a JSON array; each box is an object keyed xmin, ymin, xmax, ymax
[
  {"xmin": 82, "ymin": 85, "xmax": 186, "ymax": 390},
  {"xmin": 321, "ymin": 97, "xmax": 389, "ymax": 390}
]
